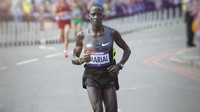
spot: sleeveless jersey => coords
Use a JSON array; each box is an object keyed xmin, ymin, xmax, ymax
[
  {"xmin": 81, "ymin": 26, "xmax": 119, "ymax": 90},
  {"xmin": 56, "ymin": 2, "xmax": 71, "ymax": 20},
  {"xmin": 83, "ymin": 26, "xmax": 115, "ymax": 67}
]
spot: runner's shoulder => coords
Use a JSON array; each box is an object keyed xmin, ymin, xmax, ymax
[
  {"xmin": 106, "ymin": 26, "xmax": 120, "ymax": 38},
  {"xmin": 77, "ymin": 31, "xmax": 85, "ymax": 37},
  {"xmin": 105, "ymin": 25, "xmax": 119, "ymax": 35}
]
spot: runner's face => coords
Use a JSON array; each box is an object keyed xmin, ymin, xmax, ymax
[{"xmin": 89, "ymin": 6, "xmax": 104, "ymax": 27}]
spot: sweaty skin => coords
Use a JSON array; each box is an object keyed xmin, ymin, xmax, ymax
[{"xmin": 71, "ymin": 4, "xmax": 131, "ymax": 112}]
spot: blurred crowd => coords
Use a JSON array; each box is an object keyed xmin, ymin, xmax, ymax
[
  {"xmin": 0, "ymin": 0, "xmax": 199, "ymax": 48},
  {"xmin": 0, "ymin": 0, "xmax": 183, "ymax": 22}
]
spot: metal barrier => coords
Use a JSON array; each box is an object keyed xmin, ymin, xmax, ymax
[{"xmin": 0, "ymin": 7, "xmax": 183, "ymax": 47}]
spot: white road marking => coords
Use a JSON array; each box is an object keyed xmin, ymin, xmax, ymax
[
  {"xmin": 39, "ymin": 46, "xmax": 56, "ymax": 50},
  {"xmin": 0, "ymin": 66, "xmax": 8, "ymax": 70},
  {"xmin": 16, "ymin": 58, "xmax": 39, "ymax": 65},
  {"xmin": 45, "ymin": 53, "xmax": 62, "ymax": 58},
  {"xmin": 45, "ymin": 50, "xmax": 73, "ymax": 58}
]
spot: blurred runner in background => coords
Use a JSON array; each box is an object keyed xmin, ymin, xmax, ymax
[
  {"xmin": 54, "ymin": 0, "xmax": 71, "ymax": 57},
  {"xmin": 70, "ymin": 0, "xmax": 85, "ymax": 38}
]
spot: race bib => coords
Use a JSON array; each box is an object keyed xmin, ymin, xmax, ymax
[{"xmin": 88, "ymin": 52, "xmax": 110, "ymax": 67}]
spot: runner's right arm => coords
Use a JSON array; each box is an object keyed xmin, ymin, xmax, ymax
[{"xmin": 72, "ymin": 32, "xmax": 90, "ymax": 65}]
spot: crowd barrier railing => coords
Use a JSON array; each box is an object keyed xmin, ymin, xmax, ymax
[{"xmin": 0, "ymin": 7, "xmax": 184, "ymax": 47}]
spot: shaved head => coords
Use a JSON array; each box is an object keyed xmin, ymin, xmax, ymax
[{"xmin": 89, "ymin": 4, "xmax": 104, "ymax": 13}]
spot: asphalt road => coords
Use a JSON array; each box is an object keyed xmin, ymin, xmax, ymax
[{"xmin": 0, "ymin": 22, "xmax": 200, "ymax": 112}]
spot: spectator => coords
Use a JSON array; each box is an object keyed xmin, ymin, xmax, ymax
[
  {"xmin": 109, "ymin": 0, "xmax": 117, "ymax": 17},
  {"xmin": 22, "ymin": 0, "xmax": 33, "ymax": 22},
  {"xmin": 81, "ymin": 0, "xmax": 90, "ymax": 20},
  {"xmin": 145, "ymin": 0, "xmax": 156, "ymax": 12},
  {"xmin": 184, "ymin": 0, "xmax": 196, "ymax": 47},
  {"xmin": 88, "ymin": 0, "xmax": 104, "ymax": 10},
  {"xmin": 103, "ymin": 0, "xmax": 111, "ymax": 19},
  {"xmin": 115, "ymin": 1, "xmax": 124, "ymax": 17},
  {"xmin": 37, "ymin": 0, "xmax": 46, "ymax": 30},
  {"xmin": 11, "ymin": 0, "xmax": 23, "ymax": 24},
  {"xmin": 194, "ymin": 0, "xmax": 200, "ymax": 47},
  {"xmin": 119, "ymin": 0, "xmax": 129, "ymax": 16},
  {"xmin": 94, "ymin": 0, "xmax": 104, "ymax": 5},
  {"xmin": 0, "ymin": 0, "xmax": 10, "ymax": 22}
]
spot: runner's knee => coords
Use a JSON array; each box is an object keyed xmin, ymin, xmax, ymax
[{"xmin": 91, "ymin": 102, "xmax": 103, "ymax": 112}]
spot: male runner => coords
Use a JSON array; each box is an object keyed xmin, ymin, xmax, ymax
[{"xmin": 72, "ymin": 3, "xmax": 131, "ymax": 112}]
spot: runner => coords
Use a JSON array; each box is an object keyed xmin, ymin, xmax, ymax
[
  {"xmin": 71, "ymin": 4, "xmax": 131, "ymax": 112},
  {"xmin": 70, "ymin": 0, "xmax": 85, "ymax": 38},
  {"xmin": 54, "ymin": 0, "xmax": 71, "ymax": 57}
]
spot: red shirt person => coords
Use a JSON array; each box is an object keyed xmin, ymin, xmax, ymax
[{"xmin": 54, "ymin": 0, "xmax": 71, "ymax": 57}]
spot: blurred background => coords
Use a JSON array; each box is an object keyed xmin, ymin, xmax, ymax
[
  {"xmin": 1, "ymin": 0, "xmax": 200, "ymax": 112},
  {"xmin": 0, "ymin": 0, "xmax": 182, "ymax": 22},
  {"xmin": 0, "ymin": 0, "xmax": 185, "ymax": 46}
]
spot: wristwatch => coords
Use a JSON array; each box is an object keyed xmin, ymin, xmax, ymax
[{"xmin": 117, "ymin": 63, "xmax": 124, "ymax": 70}]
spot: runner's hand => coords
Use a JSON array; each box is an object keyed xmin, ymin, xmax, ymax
[
  {"xmin": 82, "ymin": 54, "xmax": 90, "ymax": 63},
  {"xmin": 107, "ymin": 65, "xmax": 119, "ymax": 77}
]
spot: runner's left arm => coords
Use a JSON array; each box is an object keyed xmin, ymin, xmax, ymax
[
  {"xmin": 107, "ymin": 29, "xmax": 131, "ymax": 76},
  {"xmin": 112, "ymin": 29, "xmax": 131, "ymax": 65}
]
